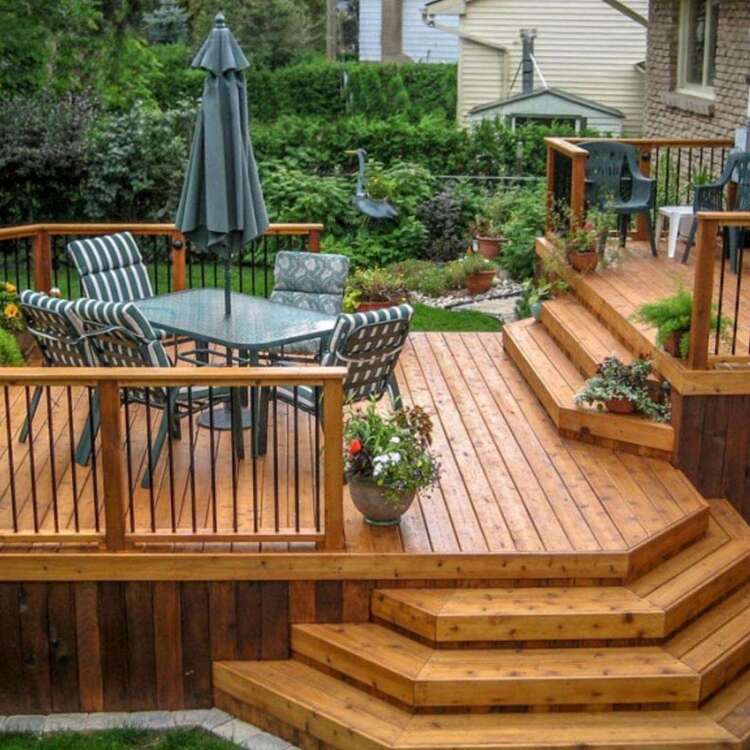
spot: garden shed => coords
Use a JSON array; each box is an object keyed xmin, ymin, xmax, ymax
[{"xmin": 467, "ymin": 86, "xmax": 626, "ymax": 135}]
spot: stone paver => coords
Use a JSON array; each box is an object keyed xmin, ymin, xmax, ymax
[
  {"xmin": 246, "ymin": 731, "xmax": 292, "ymax": 750},
  {"xmin": 43, "ymin": 713, "xmax": 89, "ymax": 732},
  {"xmin": 172, "ymin": 709, "xmax": 210, "ymax": 727},
  {"xmin": 125, "ymin": 711, "xmax": 175, "ymax": 730},
  {"xmin": 3, "ymin": 715, "xmax": 46, "ymax": 733},
  {"xmin": 84, "ymin": 712, "xmax": 131, "ymax": 730},
  {"xmin": 201, "ymin": 707, "xmax": 234, "ymax": 731},
  {"xmin": 231, "ymin": 720, "xmax": 262, "ymax": 746}
]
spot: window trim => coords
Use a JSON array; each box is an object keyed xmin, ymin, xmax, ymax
[{"xmin": 677, "ymin": 0, "xmax": 718, "ymax": 99}]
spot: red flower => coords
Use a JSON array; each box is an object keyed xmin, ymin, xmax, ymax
[{"xmin": 349, "ymin": 438, "xmax": 363, "ymax": 456}]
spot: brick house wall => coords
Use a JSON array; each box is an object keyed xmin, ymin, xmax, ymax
[{"xmin": 645, "ymin": 0, "xmax": 750, "ymax": 139}]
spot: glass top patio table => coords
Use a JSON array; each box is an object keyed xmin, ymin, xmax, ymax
[{"xmin": 133, "ymin": 288, "xmax": 337, "ymax": 352}]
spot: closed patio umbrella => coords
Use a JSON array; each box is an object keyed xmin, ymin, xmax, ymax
[{"xmin": 175, "ymin": 11, "xmax": 269, "ymax": 317}]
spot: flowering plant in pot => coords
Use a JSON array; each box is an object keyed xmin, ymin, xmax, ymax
[
  {"xmin": 344, "ymin": 401, "xmax": 440, "ymax": 526},
  {"xmin": 575, "ymin": 356, "xmax": 670, "ymax": 422},
  {"xmin": 344, "ymin": 268, "xmax": 406, "ymax": 313},
  {"xmin": 458, "ymin": 252, "xmax": 496, "ymax": 296},
  {"xmin": 468, "ymin": 216, "xmax": 503, "ymax": 259},
  {"xmin": 0, "ymin": 281, "xmax": 30, "ymax": 357},
  {"xmin": 633, "ymin": 286, "xmax": 731, "ymax": 359}
]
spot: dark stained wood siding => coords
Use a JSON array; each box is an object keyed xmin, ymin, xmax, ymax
[
  {"xmin": 0, "ymin": 580, "xmax": 324, "ymax": 715},
  {"xmin": 673, "ymin": 393, "xmax": 750, "ymax": 519}
]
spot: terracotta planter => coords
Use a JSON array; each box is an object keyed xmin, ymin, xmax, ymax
[
  {"xmin": 663, "ymin": 331, "xmax": 686, "ymax": 358},
  {"xmin": 356, "ymin": 299, "xmax": 399, "ymax": 313},
  {"xmin": 348, "ymin": 475, "xmax": 416, "ymax": 527},
  {"xmin": 567, "ymin": 250, "xmax": 599, "ymax": 273},
  {"xmin": 475, "ymin": 236, "xmax": 502, "ymax": 260},
  {"xmin": 604, "ymin": 397, "xmax": 636, "ymax": 415},
  {"xmin": 465, "ymin": 270, "xmax": 495, "ymax": 296}
]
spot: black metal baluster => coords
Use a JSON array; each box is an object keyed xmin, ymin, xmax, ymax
[
  {"xmin": 664, "ymin": 147, "xmax": 672, "ymax": 206},
  {"xmin": 675, "ymin": 149, "xmax": 683, "ymax": 205},
  {"xmin": 166, "ymin": 390, "xmax": 176, "ymax": 533},
  {"xmin": 687, "ymin": 149, "xmax": 694, "ymax": 204},
  {"xmin": 24, "ymin": 386, "xmax": 39, "ymax": 532},
  {"xmin": 66, "ymin": 387, "xmax": 80, "ymax": 533},
  {"xmin": 145, "ymin": 389, "xmax": 156, "ymax": 532},
  {"xmin": 88, "ymin": 387, "xmax": 100, "ymax": 532},
  {"xmin": 187, "ymin": 387, "xmax": 197, "ymax": 534},
  {"xmin": 250, "ymin": 383, "xmax": 258, "ymax": 533},
  {"xmin": 653, "ymin": 146, "xmax": 661, "ymax": 221},
  {"xmin": 208, "ymin": 386, "xmax": 218, "ymax": 532},
  {"xmin": 314, "ymin": 386, "xmax": 321, "ymax": 532},
  {"xmin": 293, "ymin": 386, "xmax": 300, "ymax": 533},
  {"xmin": 4, "ymin": 386, "xmax": 18, "ymax": 533},
  {"xmin": 45, "ymin": 386, "xmax": 59, "ymax": 533},
  {"xmin": 716, "ymin": 229, "xmax": 728, "ymax": 355},
  {"xmin": 731, "ymin": 239, "xmax": 742, "ymax": 355},
  {"xmin": 272, "ymin": 386, "xmax": 279, "ymax": 532},
  {"xmin": 123, "ymin": 389, "xmax": 135, "ymax": 533}
]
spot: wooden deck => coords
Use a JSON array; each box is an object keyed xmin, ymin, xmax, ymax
[{"xmin": 0, "ymin": 332, "xmax": 708, "ymax": 557}]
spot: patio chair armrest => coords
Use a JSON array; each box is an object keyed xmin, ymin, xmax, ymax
[
  {"xmin": 630, "ymin": 174, "xmax": 656, "ymax": 205},
  {"xmin": 693, "ymin": 184, "xmax": 725, "ymax": 212}
]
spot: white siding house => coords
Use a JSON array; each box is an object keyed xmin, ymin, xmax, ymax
[
  {"xmin": 359, "ymin": 0, "xmax": 459, "ymax": 62},
  {"xmin": 425, "ymin": 0, "xmax": 648, "ymax": 133}
]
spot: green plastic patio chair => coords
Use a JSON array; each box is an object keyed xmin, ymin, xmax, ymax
[{"xmin": 580, "ymin": 142, "xmax": 657, "ymax": 256}]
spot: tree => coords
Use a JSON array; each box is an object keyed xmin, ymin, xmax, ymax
[
  {"xmin": 185, "ymin": 0, "xmax": 317, "ymax": 68},
  {"xmin": 143, "ymin": 0, "xmax": 189, "ymax": 44}
]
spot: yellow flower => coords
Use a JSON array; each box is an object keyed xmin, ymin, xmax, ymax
[
  {"xmin": 4, "ymin": 303, "xmax": 19, "ymax": 319},
  {"xmin": 4, "ymin": 282, "xmax": 16, "ymax": 294}
]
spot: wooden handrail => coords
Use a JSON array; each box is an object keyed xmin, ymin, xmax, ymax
[
  {"xmin": 565, "ymin": 137, "xmax": 734, "ymax": 148},
  {"xmin": 687, "ymin": 212, "xmax": 750, "ymax": 370},
  {"xmin": 0, "ymin": 222, "xmax": 324, "ymax": 240}
]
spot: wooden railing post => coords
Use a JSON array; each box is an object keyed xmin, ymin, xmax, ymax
[
  {"xmin": 570, "ymin": 151, "xmax": 587, "ymax": 228},
  {"xmin": 687, "ymin": 216, "xmax": 718, "ymax": 370},
  {"xmin": 634, "ymin": 146, "xmax": 652, "ymax": 241},
  {"xmin": 170, "ymin": 230, "xmax": 187, "ymax": 292},
  {"xmin": 545, "ymin": 144, "xmax": 556, "ymax": 236},
  {"xmin": 323, "ymin": 377, "xmax": 344, "ymax": 550},
  {"xmin": 32, "ymin": 228, "xmax": 52, "ymax": 292},
  {"xmin": 308, "ymin": 228, "xmax": 321, "ymax": 253},
  {"xmin": 98, "ymin": 380, "xmax": 128, "ymax": 551}
]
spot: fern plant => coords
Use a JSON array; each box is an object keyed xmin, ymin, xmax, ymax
[
  {"xmin": 634, "ymin": 286, "xmax": 730, "ymax": 359},
  {"xmin": 0, "ymin": 328, "xmax": 24, "ymax": 366}
]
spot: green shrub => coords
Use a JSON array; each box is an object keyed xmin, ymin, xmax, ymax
[
  {"xmin": 416, "ymin": 184, "xmax": 478, "ymax": 262},
  {"xmin": 0, "ymin": 329, "xmax": 24, "ymax": 366},
  {"xmin": 496, "ymin": 183, "xmax": 547, "ymax": 281}
]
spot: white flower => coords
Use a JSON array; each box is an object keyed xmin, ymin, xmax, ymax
[{"xmin": 390, "ymin": 436, "xmax": 401, "ymax": 444}]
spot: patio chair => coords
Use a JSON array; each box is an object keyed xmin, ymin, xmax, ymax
[
  {"xmin": 268, "ymin": 251, "xmax": 350, "ymax": 357},
  {"xmin": 681, "ymin": 151, "xmax": 750, "ymax": 270},
  {"xmin": 255, "ymin": 304, "xmax": 413, "ymax": 455},
  {"xmin": 580, "ymin": 142, "xmax": 657, "ymax": 256},
  {"xmin": 72, "ymin": 297, "xmax": 231, "ymax": 487},
  {"xmin": 18, "ymin": 290, "xmax": 98, "ymax": 451},
  {"xmin": 67, "ymin": 232, "xmax": 154, "ymax": 302}
]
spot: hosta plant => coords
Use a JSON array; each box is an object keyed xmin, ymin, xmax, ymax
[{"xmin": 575, "ymin": 356, "xmax": 671, "ymax": 423}]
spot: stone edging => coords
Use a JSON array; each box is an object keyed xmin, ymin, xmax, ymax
[{"xmin": 0, "ymin": 708, "xmax": 297, "ymax": 750}]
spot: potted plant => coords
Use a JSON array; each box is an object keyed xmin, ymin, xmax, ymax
[
  {"xmin": 634, "ymin": 286, "xmax": 731, "ymax": 359},
  {"xmin": 345, "ymin": 268, "xmax": 406, "ymax": 313},
  {"xmin": 0, "ymin": 281, "xmax": 30, "ymax": 358},
  {"xmin": 559, "ymin": 222, "xmax": 600, "ymax": 272},
  {"xmin": 459, "ymin": 252, "xmax": 496, "ymax": 296},
  {"xmin": 519, "ymin": 278, "xmax": 567, "ymax": 321},
  {"xmin": 469, "ymin": 216, "xmax": 503, "ymax": 259},
  {"xmin": 575, "ymin": 357, "xmax": 670, "ymax": 422},
  {"xmin": 344, "ymin": 402, "xmax": 440, "ymax": 526}
]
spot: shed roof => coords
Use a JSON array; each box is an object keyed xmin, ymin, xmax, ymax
[{"xmin": 468, "ymin": 86, "xmax": 625, "ymax": 118}]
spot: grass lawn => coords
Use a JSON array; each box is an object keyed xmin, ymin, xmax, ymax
[
  {"xmin": 0, "ymin": 729, "xmax": 237, "ymax": 750},
  {"xmin": 411, "ymin": 303, "xmax": 501, "ymax": 332}
]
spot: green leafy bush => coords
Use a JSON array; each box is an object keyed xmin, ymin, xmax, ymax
[
  {"xmin": 416, "ymin": 185, "xmax": 477, "ymax": 262},
  {"xmin": 0, "ymin": 329, "xmax": 24, "ymax": 366},
  {"xmin": 495, "ymin": 183, "xmax": 546, "ymax": 281}
]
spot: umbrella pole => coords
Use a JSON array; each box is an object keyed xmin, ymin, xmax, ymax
[{"xmin": 224, "ymin": 255, "xmax": 232, "ymax": 317}]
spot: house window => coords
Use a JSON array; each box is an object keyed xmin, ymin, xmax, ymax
[{"xmin": 678, "ymin": 0, "xmax": 719, "ymax": 96}]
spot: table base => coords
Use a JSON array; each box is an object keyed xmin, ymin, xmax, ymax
[{"xmin": 197, "ymin": 403, "xmax": 253, "ymax": 431}]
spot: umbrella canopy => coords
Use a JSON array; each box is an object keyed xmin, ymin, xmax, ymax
[{"xmin": 175, "ymin": 12, "xmax": 269, "ymax": 315}]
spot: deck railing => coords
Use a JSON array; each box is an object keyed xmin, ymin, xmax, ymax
[
  {"xmin": 545, "ymin": 137, "xmax": 734, "ymax": 238},
  {"xmin": 0, "ymin": 366, "xmax": 345, "ymax": 551},
  {"xmin": 688, "ymin": 211, "xmax": 750, "ymax": 370},
  {"xmin": 0, "ymin": 222, "xmax": 323, "ymax": 297}
]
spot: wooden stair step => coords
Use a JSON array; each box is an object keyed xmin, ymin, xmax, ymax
[
  {"xmin": 291, "ymin": 622, "xmax": 700, "ymax": 708},
  {"xmin": 214, "ymin": 659, "xmax": 738, "ymax": 750},
  {"xmin": 628, "ymin": 502, "xmax": 750, "ymax": 634},
  {"xmin": 503, "ymin": 318, "xmax": 674, "ymax": 454},
  {"xmin": 540, "ymin": 296, "xmax": 645, "ymax": 378},
  {"xmin": 372, "ymin": 586, "xmax": 666, "ymax": 642},
  {"xmin": 666, "ymin": 581, "xmax": 750, "ymax": 701}
]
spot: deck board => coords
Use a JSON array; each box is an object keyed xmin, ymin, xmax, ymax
[{"xmin": 0, "ymin": 332, "xmax": 708, "ymax": 555}]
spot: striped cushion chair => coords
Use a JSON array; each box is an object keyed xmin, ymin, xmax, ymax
[
  {"xmin": 18, "ymin": 290, "xmax": 97, "ymax": 444},
  {"xmin": 72, "ymin": 298, "xmax": 230, "ymax": 486},
  {"xmin": 67, "ymin": 232, "xmax": 154, "ymax": 302},
  {"xmin": 268, "ymin": 251, "xmax": 350, "ymax": 358},
  {"xmin": 255, "ymin": 304, "xmax": 413, "ymax": 455}
]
